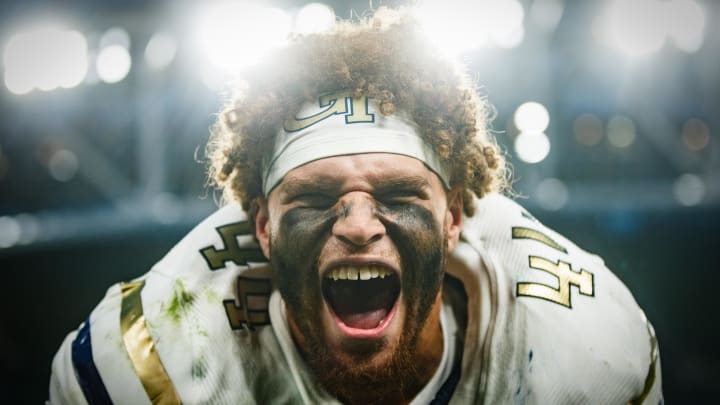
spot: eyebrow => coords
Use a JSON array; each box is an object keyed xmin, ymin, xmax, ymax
[
  {"xmin": 279, "ymin": 174, "xmax": 430, "ymax": 198},
  {"xmin": 373, "ymin": 175, "xmax": 430, "ymax": 192},
  {"xmin": 279, "ymin": 176, "xmax": 340, "ymax": 198}
]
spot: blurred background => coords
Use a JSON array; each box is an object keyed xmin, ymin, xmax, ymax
[{"xmin": 0, "ymin": 0, "xmax": 717, "ymax": 402}]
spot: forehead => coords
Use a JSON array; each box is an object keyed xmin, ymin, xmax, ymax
[{"xmin": 274, "ymin": 153, "xmax": 445, "ymax": 195}]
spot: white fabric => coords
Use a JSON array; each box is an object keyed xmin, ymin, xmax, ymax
[
  {"xmin": 409, "ymin": 298, "xmax": 457, "ymax": 405},
  {"xmin": 262, "ymin": 96, "xmax": 450, "ymax": 195},
  {"xmin": 49, "ymin": 194, "xmax": 662, "ymax": 404}
]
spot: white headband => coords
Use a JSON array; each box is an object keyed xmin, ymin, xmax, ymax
[{"xmin": 261, "ymin": 90, "xmax": 451, "ymax": 196}]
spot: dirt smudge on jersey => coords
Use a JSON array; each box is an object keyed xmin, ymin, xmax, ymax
[{"xmin": 166, "ymin": 278, "xmax": 196, "ymax": 323}]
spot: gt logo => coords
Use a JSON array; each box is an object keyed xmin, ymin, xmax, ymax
[{"xmin": 283, "ymin": 89, "xmax": 375, "ymax": 132}]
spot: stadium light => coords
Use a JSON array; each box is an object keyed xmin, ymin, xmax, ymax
[
  {"xmin": 665, "ymin": 0, "xmax": 705, "ymax": 53},
  {"xmin": 514, "ymin": 132, "xmax": 550, "ymax": 164},
  {"xmin": 514, "ymin": 102, "xmax": 550, "ymax": 133},
  {"xmin": 574, "ymin": 113, "xmax": 604, "ymax": 146},
  {"xmin": 145, "ymin": 31, "xmax": 178, "ymax": 70},
  {"xmin": 593, "ymin": 0, "xmax": 706, "ymax": 57},
  {"xmin": 416, "ymin": 0, "xmax": 525, "ymax": 54},
  {"xmin": 682, "ymin": 118, "xmax": 710, "ymax": 152},
  {"xmin": 96, "ymin": 45, "xmax": 132, "ymax": 83},
  {"xmin": 194, "ymin": 2, "xmax": 292, "ymax": 72},
  {"xmin": 0, "ymin": 216, "xmax": 21, "ymax": 248},
  {"xmin": 607, "ymin": 115, "xmax": 636, "ymax": 149},
  {"xmin": 494, "ymin": 25, "xmax": 525, "ymax": 49},
  {"xmin": 100, "ymin": 27, "xmax": 131, "ymax": 50},
  {"xmin": 48, "ymin": 149, "xmax": 79, "ymax": 182},
  {"xmin": 535, "ymin": 178, "xmax": 569, "ymax": 210},
  {"xmin": 295, "ymin": 3, "xmax": 335, "ymax": 34},
  {"xmin": 673, "ymin": 174, "xmax": 704, "ymax": 206},
  {"xmin": 3, "ymin": 26, "xmax": 88, "ymax": 94},
  {"xmin": 529, "ymin": 0, "xmax": 564, "ymax": 33}
]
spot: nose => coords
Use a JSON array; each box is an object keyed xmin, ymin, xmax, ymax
[{"xmin": 332, "ymin": 192, "xmax": 385, "ymax": 247}]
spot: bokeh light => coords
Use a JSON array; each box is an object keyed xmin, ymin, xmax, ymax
[
  {"xmin": 416, "ymin": 0, "xmax": 525, "ymax": 54},
  {"xmin": 195, "ymin": 2, "xmax": 291, "ymax": 71},
  {"xmin": 295, "ymin": 3, "xmax": 335, "ymax": 34},
  {"xmin": 594, "ymin": 0, "xmax": 706, "ymax": 56},
  {"xmin": 3, "ymin": 26, "xmax": 88, "ymax": 94},
  {"xmin": 529, "ymin": 0, "xmax": 564, "ymax": 33},
  {"xmin": 673, "ymin": 173, "xmax": 705, "ymax": 206},
  {"xmin": 144, "ymin": 31, "xmax": 177, "ymax": 70},
  {"xmin": 14, "ymin": 214, "xmax": 40, "ymax": 245},
  {"xmin": 48, "ymin": 149, "xmax": 79, "ymax": 182},
  {"xmin": 515, "ymin": 132, "xmax": 551, "ymax": 164},
  {"xmin": 514, "ymin": 102, "xmax": 550, "ymax": 133},
  {"xmin": 99, "ymin": 27, "xmax": 131, "ymax": 50},
  {"xmin": 607, "ymin": 115, "xmax": 637, "ymax": 148},
  {"xmin": 665, "ymin": 0, "xmax": 705, "ymax": 53},
  {"xmin": 574, "ymin": 114, "xmax": 604, "ymax": 146},
  {"xmin": 535, "ymin": 177, "xmax": 569, "ymax": 210},
  {"xmin": 682, "ymin": 118, "xmax": 710, "ymax": 152},
  {"xmin": 0, "ymin": 216, "xmax": 22, "ymax": 248},
  {"xmin": 96, "ymin": 44, "xmax": 132, "ymax": 83}
]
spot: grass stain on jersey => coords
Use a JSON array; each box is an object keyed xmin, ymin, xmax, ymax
[
  {"xmin": 167, "ymin": 279, "xmax": 196, "ymax": 323},
  {"xmin": 192, "ymin": 358, "xmax": 208, "ymax": 380}
]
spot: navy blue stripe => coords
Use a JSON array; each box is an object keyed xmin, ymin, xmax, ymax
[
  {"xmin": 71, "ymin": 318, "xmax": 113, "ymax": 405},
  {"xmin": 430, "ymin": 336, "xmax": 464, "ymax": 405}
]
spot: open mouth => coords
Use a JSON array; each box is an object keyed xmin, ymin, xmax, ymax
[{"xmin": 322, "ymin": 266, "xmax": 401, "ymax": 331}]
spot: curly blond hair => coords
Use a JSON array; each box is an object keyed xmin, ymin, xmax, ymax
[{"xmin": 207, "ymin": 7, "xmax": 508, "ymax": 216}]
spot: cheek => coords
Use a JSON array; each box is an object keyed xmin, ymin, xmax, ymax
[
  {"xmin": 379, "ymin": 204, "xmax": 445, "ymax": 320},
  {"xmin": 379, "ymin": 203, "xmax": 442, "ymax": 249},
  {"xmin": 272, "ymin": 207, "xmax": 337, "ymax": 269}
]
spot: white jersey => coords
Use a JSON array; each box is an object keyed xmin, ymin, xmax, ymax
[{"xmin": 49, "ymin": 194, "xmax": 662, "ymax": 404}]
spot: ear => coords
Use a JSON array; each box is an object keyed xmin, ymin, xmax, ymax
[
  {"xmin": 254, "ymin": 197, "xmax": 271, "ymax": 259},
  {"xmin": 445, "ymin": 187, "xmax": 464, "ymax": 252}
]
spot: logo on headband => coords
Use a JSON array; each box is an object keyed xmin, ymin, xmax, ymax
[{"xmin": 283, "ymin": 89, "xmax": 375, "ymax": 132}]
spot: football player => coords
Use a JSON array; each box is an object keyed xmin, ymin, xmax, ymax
[{"xmin": 49, "ymin": 8, "xmax": 662, "ymax": 404}]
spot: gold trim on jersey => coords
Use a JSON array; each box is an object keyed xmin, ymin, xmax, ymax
[
  {"xmin": 512, "ymin": 227, "xmax": 568, "ymax": 253},
  {"xmin": 121, "ymin": 280, "xmax": 182, "ymax": 405},
  {"xmin": 628, "ymin": 321, "xmax": 660, "ymax": 405}
]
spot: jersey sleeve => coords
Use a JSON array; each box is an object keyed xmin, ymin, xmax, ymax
[
  {"xmin": 47, "ymin": 202, "xmax": 278, "ymax": 405},
  {"xmin": 49, "ymin": 331, "xmax": 89, "ymax": 405},
  {"xmin": 630, "ymin": 320, "xmax": 663, "ymax": 405},
  {"xmin": 48, "ymin": 284, "xmax": 153, "ymax": 405},
  {"xmin": 459, "ymin": 194, "xmax": 663, "ymax": 404}
]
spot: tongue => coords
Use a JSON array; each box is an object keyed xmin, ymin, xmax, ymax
[
  {"xmin": 325, "ymin": 277, "xmax": 399, "ymax": 330},
  {"xmin": 339, "ymin": 308, "xmax": 388, "ymax": 329}
]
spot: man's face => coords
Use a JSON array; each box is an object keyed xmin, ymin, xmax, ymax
[{"xmin": 255, "ymin": 153, "xmax": 462, "ymax": 397}]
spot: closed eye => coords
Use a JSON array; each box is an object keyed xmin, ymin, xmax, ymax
[
  {"xmin": 378, "ymin": 189, "xmax": 426, "ymax": 205},
  {"xmin": 293, "ymin": 193, "xmax": 335, "ymax": 209}
]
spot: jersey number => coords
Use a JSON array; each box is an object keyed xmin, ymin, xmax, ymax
[
  {"xmin": 513, "ymin": 227, "xmax": 595, "ymax": 308},
  {"xmin": 199, "ymin": 221, "xmax": 271, "ymax": 330},
  {"xmin": 224, "ymin": 276, "xmax": 272, "ymax": 331},
  {"xmin": 200, "ymin": 221, "xmax": 266, "ymax": 271}
]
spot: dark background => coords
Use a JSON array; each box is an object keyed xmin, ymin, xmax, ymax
[{"xmin": 1, "ymin": 0, "xmax": 718, "ymax": 403}]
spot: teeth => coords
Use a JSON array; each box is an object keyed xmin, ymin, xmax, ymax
[
  {"xmin": 347, "ymin": 268, "xmax": 358, "ymax": 280},
  {"xmin": 325, "ymin": 266, "xmax": 394, "ymax": 281}
]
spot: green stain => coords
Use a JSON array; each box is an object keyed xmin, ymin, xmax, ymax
[
  {"xmin": 167, "ymin": 279, "xmax": 196, "ymax": 323},
  {"xmin": 204, "ymin": 288, "xmax": 222, "ymax": 303},
  {"xmin": 192, "ymin": 359, "xmax": 207, "ymax": 380}
]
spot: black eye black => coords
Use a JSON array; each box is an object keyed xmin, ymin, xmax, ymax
[
  {"xmin": 381, "ymin": 190, "xmax": 421, "ymax": 205},
  {"xmin": 294, "ymin": 193, "xmax": 334, "ymax": 208}
]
